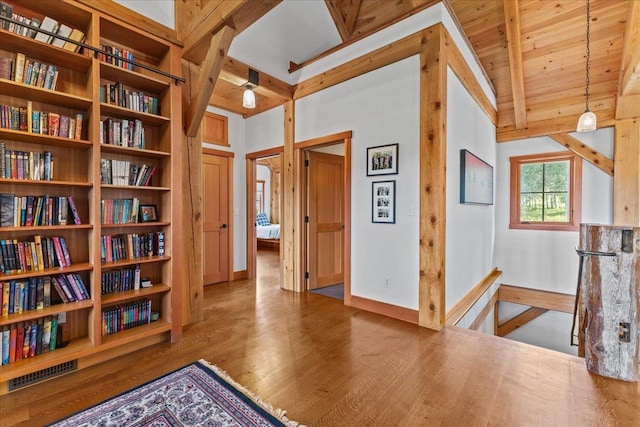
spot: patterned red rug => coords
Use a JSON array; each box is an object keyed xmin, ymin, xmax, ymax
[{"xmin": 49, "ymin": 359, "xmax": 304, "ymax": 427}]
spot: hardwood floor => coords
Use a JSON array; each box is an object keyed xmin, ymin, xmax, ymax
[{"xmin": 1, "ymin": 250, "xmax": 638, "ymax": 426}]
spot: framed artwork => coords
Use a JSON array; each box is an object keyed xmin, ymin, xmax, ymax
[
  {"xmin": 372, "ymin": 180, "xmax": 396, "ymax": 224},
  {"xmin": 460, "ymin": 149, "xmax": 493, "ymax": 205},
  {"xmin": 367, "ymin": 143, "xmax": 398, "ymax": 176},
  {"xmin": 140, "ymin": 204, "xmax": 158, "ymax": 222}
]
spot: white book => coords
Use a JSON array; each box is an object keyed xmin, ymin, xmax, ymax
[
  {"xmin": 34, "ymin": 16, "xmax": 58, "ymax": 44},
  {"xmin": 52, "ymin": 23, "xmax": 72, "ymax": 48}
]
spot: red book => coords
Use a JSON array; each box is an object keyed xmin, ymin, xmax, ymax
[
  {"xmin": 15, "ymin": 324, "xmax": 24, "ymax": 360},
  {"xmin": 48, "ymin": 112, "xmax": 60, "ymax": 136},
  {"xmin": 9, "ymin": 325, "xmax": 16, "ymax": 363},
  {"xmin": 51, "ymin": 236, "xmax": 66, "ymax": 267}
]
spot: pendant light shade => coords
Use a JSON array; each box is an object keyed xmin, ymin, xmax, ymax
[
  {"xmin": 577, "ymin": 0, "xmax": 596, "ymax": 132},
  {"xmin": 241, "ymin": 68, "xmax": 259, "ymax": 109},
  {"xmin": 243, "ymin": 87, "xmax": 256, "ymax": 109}
]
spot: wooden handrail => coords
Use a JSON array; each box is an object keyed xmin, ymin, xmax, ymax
[{"xmin": 445, "ymin": 267, "xmax": 502, "ymax": 326}]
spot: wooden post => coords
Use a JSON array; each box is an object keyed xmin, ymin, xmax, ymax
[
  {"xmin": 579, "ymin": 224, "xmax": 639, "ymax": 382},
  {"xmin": 282, "ymin": 101, "xmax": 296, "ymax": 291},
  {"xmin": 614, "ymin": 119, "xmax": 640, "ymax": 226}
]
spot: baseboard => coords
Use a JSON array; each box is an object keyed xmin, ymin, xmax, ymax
[
  {"xmin": 349, "ymin": 295, "xmax": 419, "ymax": 324},
  {"xmin": 233, "ymin": 270, "xmax": 249, "ymax": 281}
]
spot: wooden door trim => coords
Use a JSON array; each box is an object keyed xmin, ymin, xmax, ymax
[
  {"xmin": 246, "ymin": 146, "xmax": 284, "ymax": 160},
  {"xmin": 296, "ymin": 132, "xmax": 352, "ymax": 303},
  {"xmin": 203, "ymin": 147, "xmax": 234, "ymax": 157}
]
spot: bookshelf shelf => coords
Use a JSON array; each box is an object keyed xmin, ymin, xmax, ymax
[
  {"xmin": 100, "ymin": 184, "xmax": 170, "ymax": 192},
  {"xmin": 0, "ymin": 337, "xmax": 94, "ymax": 381},
  {"xmin": 0, "ymin": 128, "xmax": 92, "ymax": 149},
  {"xmin": 0, "ymin": 263, "xmax": 93, "ymax": 281},
  {"xmin": 101, "ymin": 283, "xmax": 170, "ymax": 304},
  {"xmin": 101, "ymin": 256, "xmax": 170, "ymax": 269},
  {"xmin": 0, "ymin": 300, "xmax": 93, "ymax": 326},
  {"xmin": 0, "ymin": 178, "xmax": 92, "ymax": 187},
  {"xmin": 0, "ymin": 29, "xmax": 92, "ymax": 73},
  {"xmin": 0, "ymin": 79, "xmax": 92, "ymax": 110},
  {"xmin": 100, "ymin": 62, "xmax": 170, "ymax": 94},
  {"xmin": 101, "ymin": 222, "xmax": 170, "ymax": 229},
  {"xmin": 0, "ymin": 0, "xmax": 181, "ymax": 394},
  {"xmin": 100, "ymin": 319, "xmax": 171, "ymax": 347},
  {"xmin": 0, "ymin": 224, "xmax": 93, "ymax": 232},
  {"xmin": 101, "ymin": 103, "xmax": 170, "ymax": 125},
  {"xmin": 100, "ymin": 144, "xmax": 170, "ymax": 158}
]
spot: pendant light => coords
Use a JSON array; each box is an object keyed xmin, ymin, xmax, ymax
[
  {"xmin": 242, "ymin": 68, "xmax": 259, "ymax": 109},
  {"xmin": 577, "ymin": 0, "xmax": 596, "ymax": 132}
]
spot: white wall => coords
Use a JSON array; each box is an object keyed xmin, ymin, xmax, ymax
[
  {"xmin": 494, "ymin": 127, "xmax": 614, "ymax": 354},
  {"xmin": 445, "ymin": 67, "xmax": 497, "ymax": 321},
  {"xmin": 245, "ymin": 107, "xmax": 285, "ymax": 153},
  {"xmin": 296, "ymin": 56, "xmax": 420, "ymax": 309},
  {"xmin": 114, "ymin": 0, "xmax": 174, "ymax": 29}
]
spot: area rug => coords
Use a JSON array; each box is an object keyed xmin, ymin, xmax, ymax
[{"xmin": 49, "ymin": 359, "xmax": 304, "ymax": 427}]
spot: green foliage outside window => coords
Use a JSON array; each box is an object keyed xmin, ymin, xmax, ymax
[{"xmin": 519, "ymin": 160, "xmax": 569, "ymax": 222}]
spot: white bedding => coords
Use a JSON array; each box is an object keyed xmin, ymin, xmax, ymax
[{"xmin": 257, "ymin": 224, "xmax": 280, "ymax": 239}]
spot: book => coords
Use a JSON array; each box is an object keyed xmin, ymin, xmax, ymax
[
  {"xmin": 52, "ymin": 23, "xmax": 72, "ymax": 48},
  {"xmin": 0, "ymin": 56, "xmax": 11, "ymax": 79},
  {"xmin": 42, "ymin": 316, "xmax": 52, "ymax": 353},
  {"xmin": 48, "ymin": 112, "xmax": 60, "ymax": 137},
  {"xmin": 15, "ymin": 323, "xmax": 23, "ymax": 360},
  {"xmin": 50, "ymin": 316, "xmax": 58, "ymax": 351},
  {"xmin": 62, "ymin": 28, "xmax": 84, "ymax": 52},
  {"xmin": 0, "ymin": 1, "xmax": 12, "ymax": 31},
  {"xmin": 1, "ymin": 326, "xmax": 8, "ymax": 365},
  {"xmin": 13, "ymin": 52, "xmax": 25, "ymax": 83},
  {"xmin": 35, "ymin": 16, "xmax": 58, "ymax": 44},
  {"xmin": 26, "ymin": 17, "xmax": 40, "ymax": 38},
  {"xmin": 1, "ymin": 282, "xmax": 9, "ymax": 315},
  {"xmin": 0, "ymin": 193, "xmax": 14, "ymax": 227},
  {"xmin": 8, "ymin": 325, "xmax": 16, "ymax": 363}
]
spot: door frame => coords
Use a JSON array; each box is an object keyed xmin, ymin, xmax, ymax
[
  {"xmin": 296, "ymin": 131, "xmax": 352, "ymax": 303},
  {"xmin": 202, "ymin": 147, "xmax": 234, "ymax": 284},
  {"xmin": 246, "ymin": 146, "xmax": 284, "ymax": 280}
]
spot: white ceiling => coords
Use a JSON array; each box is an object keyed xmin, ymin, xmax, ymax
[{"xmin": 228, "ymin": 0, "xmax": 342, "ymax": 84}]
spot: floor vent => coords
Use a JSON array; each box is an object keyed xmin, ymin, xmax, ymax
[{"xmin": 8, "ymin": 360, "xmax": 77, "ymax": 391}]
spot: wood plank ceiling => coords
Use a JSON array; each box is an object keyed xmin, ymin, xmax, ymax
[{"xmin": 186, "ymin": 0, "xmax": 636, "ymax": 141}]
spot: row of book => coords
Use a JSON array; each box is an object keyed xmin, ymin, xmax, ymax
[
  {"xmin": 1, "ymin": 273, "xmax": 89, "ymax": 316},
  {"xmin": 0, "ymin": 53, "xmax": 59, "ymax": 91},
  {"xmin": 101, "ymin": 299, "xmax": 151, "ymax": 336},
  {"xmin": 1, "ymin": 144, "xmax": 54, "ymax": 181},
  {"xmin": 100, "ymin": 82, "xmax": 159, "ymax": 115},
  {"xmin": 0, "ymin": 194, "xmax": 81, "ymax": 227},
  {"xmin": 0, "ymin": 235, "xmax": 73, "ymax": 275},
  {"xmin": 0, "ymin": 103, "xmax": 84, "ymax": 140},
  {"xmin": 101, "ymin": 232, "xmax": 165, "ymax": 263},
  {"xmin": 100, "ymin": 159, "xmax": 156, "ymax": 187},
  {"xmin": 1, "ymin": 315, "xmax": 60, "ymax": 365},
  {"xmin": 99, "ymin": 44, "xmax": 134, "ymax": 71},
  {"xmin": 99, "ymin": 118, "xmax": 145, "ymax": 149},
  {"xmin": 1, "ymin": 276, "xmax": 52, "ymax": 315},
  {"xmin": 101, "ymin": 198, "xmax": 140, "ymax": 225},
  {"xmin": 101, "ymin": 265, "xmax": 141, "ymax": 295},
  {"xmin": 0, "ymin": 2, "xmax": 85, "ymax": 53}
]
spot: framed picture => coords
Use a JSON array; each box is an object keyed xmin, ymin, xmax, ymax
[
  {"xmin": 367, "ymin": 143, "xmax": 398, "ymax": 176},
  {"xmin": 460, "ymin": 149, "xmax": 493, "ymax": 205},
  {"xmin": 140, "ymin": 204, "xmax": 158, "ymax": 222},
  {"xmin": 372, "ymin": 180, "xmax": 396, "ymax": 223}
]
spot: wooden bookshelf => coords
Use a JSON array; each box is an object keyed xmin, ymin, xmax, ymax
[{"xmin": 0, "ymin": 0, "xmax": 182, "ymax": 393}]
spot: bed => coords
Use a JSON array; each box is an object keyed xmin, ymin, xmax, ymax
[{"xmin": 256, "ymin": 212, "xmax": 280, "ymax": 250}]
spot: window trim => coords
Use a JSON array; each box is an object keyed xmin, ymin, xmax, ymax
[{"xmin": 509, "ymin": 151, "xmax": 582, "ymax": 231}]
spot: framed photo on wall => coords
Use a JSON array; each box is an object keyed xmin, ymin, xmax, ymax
[
  {"xmin": 372, "ymin": 180, "xmax": 396, "ymax": 223},
  {"xmin": 367, "ymin": 143, "xmax": 398, "ymax": 176},
  {"xmin": 460, "ymin": 149, "xmax": 493, "ymax": 205}
]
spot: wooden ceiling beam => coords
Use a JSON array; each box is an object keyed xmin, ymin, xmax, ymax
[
  {"xmin": 181, "ymin": 0, "xmax": 246, "ymax": 63},
  {"xmin": 549, "ymin": 133, "xmax": 614, "ymax": 176},
  {"xmin": 324, "ymin": 0, "xmax": 350, "ymax": 41},
  {"xmin": 503, "ymin": 0, "xmax": 527, "ymax": 129},
  {"xmin": 345, "ymin": 0, "xmax": 363, "ymax": 35},
  {"xmin": 185, "ymin": 26, "xmax": 235, "ymax": 137},
  {"xmin": 181, "ymin": 0, "xmax": 282, "ymax": 64},
  {"xmin": 497, "ymin": 111, "xmax": 617, "ymax": 142},
  {"xmin": 219, "ymin": 57, "xmax": 294, "ymax": 103}
]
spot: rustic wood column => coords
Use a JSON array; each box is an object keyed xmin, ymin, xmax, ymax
[
  {"xmin": 614, "ymin": 119, "xmax": 640, "ymax": 226},
  {"xmin": 419, "ymin": 24, "xmax": 448, "ymax": 330},
  {"xmin": 579, "ymin": 224, "xmax": 639, "ymax": 382},
  {"xmin": 282, "ymin": 101, "xmax": 296, "ymax": 291}
]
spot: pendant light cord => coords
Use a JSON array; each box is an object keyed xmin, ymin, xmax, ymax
[{"xmin": 585, "ymin": 0, "xmax": 591, "ymax": 112}]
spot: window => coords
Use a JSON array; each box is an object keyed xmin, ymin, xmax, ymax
[
  {"xmin": 510, "ymin": 152, "xmax": 582, "ymax": 231},
  {"xmin": 256, "ymin": 180, "xmax": 265, "ymax": 213}
]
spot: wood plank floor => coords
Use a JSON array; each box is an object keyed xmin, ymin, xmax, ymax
[{"xmin": 1, "ymin": 250, "xmax": 638, "ymax": 426}]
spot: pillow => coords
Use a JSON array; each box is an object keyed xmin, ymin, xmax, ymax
[{"xmin": 256, "ymin": 212, "xmax": 270, "ymax": 226}]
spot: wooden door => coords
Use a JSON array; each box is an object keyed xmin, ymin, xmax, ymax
[
  {"xmin": 202, "ymin": 153, "xmax": 229, "ymax": 285},
  {"xmin": 307, "ymin": 151, "xmax": 344, "ymax": 290}
]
